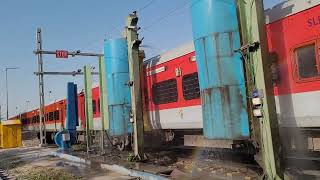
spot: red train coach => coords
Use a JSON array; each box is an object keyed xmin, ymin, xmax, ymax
[{"xmin": 15, "ymin": 0, "xmax": 320, "ymax": 150}]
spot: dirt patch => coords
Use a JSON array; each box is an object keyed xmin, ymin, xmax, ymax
[
  {"xmin": 22, "ymin": 131, "xmax": 39, "ymax": 147},
  {"xmin": 0, "ymin": 152, "xmax": 27, "ymax": 171},
  {"xmin": 11, "ymin": 166, "xmax": 82, "ymax": 180},
  {"xmin": 0, "ymin": 147, "xmax": 136, "ymax": 180},
  {"xmin": 73, "ymin": 146, "xmax": 261, "ymax": 179}
]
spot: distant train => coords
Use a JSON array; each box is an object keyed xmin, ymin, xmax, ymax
[{"xmin": 13, "ymin": 0, "xmax": 320, "ymax": 151}]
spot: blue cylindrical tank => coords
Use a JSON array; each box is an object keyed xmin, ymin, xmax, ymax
[
  {"xmin": 190, "ymin": 0, "xmax": 249, "ymax": 139},
  {"xmin": 104, "ymin": 38, "xmax": 132, "ymax": 137}
]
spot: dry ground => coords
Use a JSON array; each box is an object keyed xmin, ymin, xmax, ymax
[{"xmin": 0, "ymin": 147, "xmax": 137, "ymax": 180}]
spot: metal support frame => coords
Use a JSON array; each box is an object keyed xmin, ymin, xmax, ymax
[
  {"xmin": 36, "ymin": 28, "xmax": 46, "ymax": 146},
  {"xmin": 125, "ymin": 11, "xmax": 145, "ymax": 160},
  {"xmin": 237, "ymin": 0, "xmax": 283, "ymax": 179},
  {"xmin": 34, "ymin": 72, "xmax": 99, "ymax": 76},
  {"xmin": 34, "ymin": 50, "xmax": 103, "ymax": 57},
  {"xmin": 34, "ymin": 28, "xmax": 104, "ymax": 148}
]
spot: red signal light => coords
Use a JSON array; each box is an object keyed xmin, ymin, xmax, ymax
[{"xmin": 56, "ymin": 50, "xmax": 68, "ymax": 58}]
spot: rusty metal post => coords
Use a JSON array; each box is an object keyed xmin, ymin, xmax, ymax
[
  {"xmin": 125, "ymin": 11, "xmax": 145, "ymax": 160},
  {"xmin": 237, "ymin": 0, "xmax": 283, "ymax": 179}
]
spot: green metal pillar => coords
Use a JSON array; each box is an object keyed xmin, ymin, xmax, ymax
[
  {"xmin": 99, "ymin": 57, "xmax": 109, "ymax": 131},
  {"xmin": 125, "ymin": 11, "xmax": 145, "ymax": 160},
  {"xmin": 99, "ymin": 56, "xmax": 109, "ymax": 152},
  {"xmin": 84, "ymin": 65, "xmax": 93, "ymax": 154},
  {"xmin": 237, "ymin": 0, "xmax": 283, "ymax": 179}
]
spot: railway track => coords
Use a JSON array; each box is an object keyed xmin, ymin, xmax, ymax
[
  {"xmin": 284, "ymin": 152, "xmax": 320, "ymax": 170},
  {"xmin": 0, "ymin": 170, "xmax": 11, "ymax": 180},
  {"xmin": 143, "ymin": 145, "xmax": 263, "ymax": 178}
]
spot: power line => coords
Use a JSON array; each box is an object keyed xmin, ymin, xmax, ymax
[
  {"xmin": 140, "ymin": 0, "xmax": 196, "ymax": 33},
  {"xmin": 138, "ymin": 0, "xmax": 157, "ymax": 12},
  {"xmin": 81, "ymin": 0, "xmax": 157, "ymax": 51}
]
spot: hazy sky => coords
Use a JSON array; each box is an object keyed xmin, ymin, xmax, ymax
[{"xmin": 0, "ymin": 0, "xmax": 281, "ymax": 118}]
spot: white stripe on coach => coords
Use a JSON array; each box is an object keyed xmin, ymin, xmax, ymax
[
  {"xmin": 275, "ymin": 90, "xmax": 320, "ymax": 127},
  {"xmin": 148, "ymin": 105, "xmax": 203, "ymax": 129}
]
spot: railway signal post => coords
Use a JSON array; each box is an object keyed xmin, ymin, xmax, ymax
[
  {"xmin": 125, "ymin": 12, "xmax": 145, "ymax": 161},
  {"xmin": 237, "ymin": 0, "xmax": 283, "ymax": 179}
]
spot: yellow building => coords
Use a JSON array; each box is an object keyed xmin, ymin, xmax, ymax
[{"xmin": 0, "ymin": 119, "xmax": 22, "ymax": 149}]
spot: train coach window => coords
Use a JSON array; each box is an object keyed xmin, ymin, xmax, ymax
[
  {"xmin": 182, "ymin": 72, "xmax": 200, "ymax": 100},
  {"xmin": 92, "ymin": 100, "xmax": 97, "ymax": 114},
  {"xmin": 294, "ymin": 44, "xmax": 319, "ymax": 79},
  {"xmin": 49, "ymin": 112, "xmax": 54, "ymax": 121},
  {"xmin": 98, "ymin": 99, "xmax": 100, "ymax": 113},
  {"xmin": 54, "ymin": 110, "xmax": 59, "ymax": 120},
  {"xmin": 152, "ymin": 79, "xmax": 178, "ymax": 105}
]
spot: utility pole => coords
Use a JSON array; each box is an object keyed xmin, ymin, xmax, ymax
[
  {"xmin": 6, "ymin": 69, "xmax": 8, "ymax": 120},
  {"xmin": 25, "ymin": 100, "xmax": 30, "ymax": 112},
  {"xmin": 125, "ymin": 11, "xmax": 145, "ymax": 160},
  {"xmin": 36, "ymin": 28, "xmax": 46, "ymax": 146},
  {"xmin": 237, "ymin": 0, "xmax": 283, "ymax": 179},
  {"xmin": 5, "ymin": 67, "xmax": 19, "ymax": 120}
]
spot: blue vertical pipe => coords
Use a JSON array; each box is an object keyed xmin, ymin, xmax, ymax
[
  {"xmin": 66, "ymin": 82, "xmax": 77, "ymax": 144},
  {"xmin": 190, "ymin": 0, "xmax": 249, "ymax": 139},
  {"xmin": 54, "ymin": 82, "xmax": 77, "ymax": 149},
  {"xmin": 104, "ymin": 38, "xmax": 132, "ymax": 136},
  {"xmin": 74, "ymin": 84, "xmax": 79, "ymax": 127}
]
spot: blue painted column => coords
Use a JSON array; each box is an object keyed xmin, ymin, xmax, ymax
[
  {"xmin": 66, "ymin": 82, "xmax": 77, "ymax": 144},
  {"xmin": 54, "ymin": 82, "xmax": 78, "ymax": 149},
  {"xmin": 190, "ymin": 0, "xmax": 250, "ymax": 139},
  {"xmin": 104, "ymin": 38, "xmax": 132, "ymax": 137}
]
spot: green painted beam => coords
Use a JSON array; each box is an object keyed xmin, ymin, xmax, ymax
[
  {"xmin": 84, "ymin": 65, "xmax": 93, "ymax": 130},
  {"xmin": 99, "ymin": 57, "xmax": 109, "ymax": 131},
  {"xmin": 237, "ymin": 0, "xmax": 283, "ymax": 179}
]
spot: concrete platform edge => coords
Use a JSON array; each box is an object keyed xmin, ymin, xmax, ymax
[
  {"xmin": 100, "ymin": 164, "xmax": 169, "ymax": 180},
  {"xmin": 50, "ymin": 151, "xmax": 91, "ymax": 165},
  {"xmin": 50, "ymin": 151, "xmax": 169, "ymax": 180}
]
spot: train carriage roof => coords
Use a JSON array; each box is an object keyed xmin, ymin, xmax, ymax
[
  {"xmin": 265, "ymin": 0, "xmax": 320, "ymax": 24},
  {"xmin": 144, "ymin": 42, "xmax": 194, "ymax": 68}
]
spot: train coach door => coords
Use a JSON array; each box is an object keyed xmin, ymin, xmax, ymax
[{"xmin": 318, "ymin": 39, "xmax": 320, "ymax": 73}]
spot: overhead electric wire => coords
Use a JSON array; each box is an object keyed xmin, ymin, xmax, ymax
[
  {"xmin": 82, "ymin": 0, "xmax": 195, "ymax": 50},
  {"xmin": 140, "ymin": 0, "xmax": 194, "ymax": 33},
  {"xmin": 81, "ymin": 0, "xmax": 157, "ymax": 51},
  {"xmin": 137, "ymin": 0, "xmax": 157, "ymax": 13}
]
